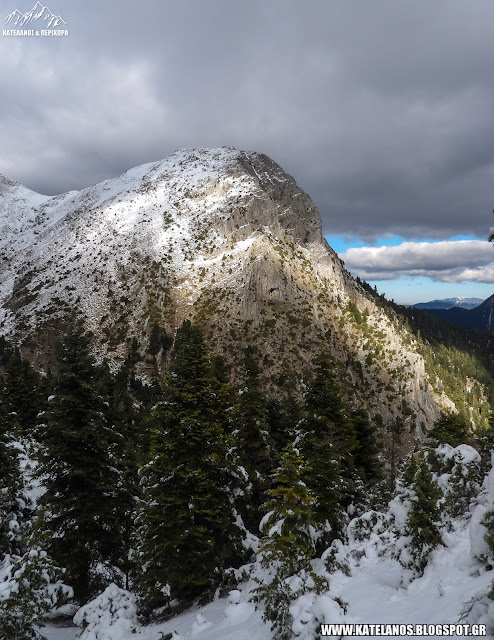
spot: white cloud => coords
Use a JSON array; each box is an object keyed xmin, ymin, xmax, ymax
[{"xmin": 340, "ymin": 240, "xmax": 494, "ymax": 283}]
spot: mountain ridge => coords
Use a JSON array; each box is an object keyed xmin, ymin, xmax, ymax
[
  {"xmin": 0, "ymin": 147, "xmax": 490, "ymax": 447},
  {"xmin": 412, "ymin": 297, "xmax": 483, "ymax": 310},
  {"xmin": 421, "ymin": 294, "xmax": 494, "ymax": 331}
]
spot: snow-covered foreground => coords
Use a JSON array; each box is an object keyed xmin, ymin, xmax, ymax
[
  {"xmin": 42, "ymin": 521, "xmax": 494, "ymax": 640},
  {"xmin": 334, "ymin": 524, "xmax": 493, "ymax": 634},
  {"xmin": 42, "ymin": 625, "xmax": 79, "ymax": 640},
  {"xmin": 40, "ymin": 445, "xmax": 494, "ymax": 640},
  {"xmin": 42, "ymin": 594, "xmax": 271, "ymax": 640}
]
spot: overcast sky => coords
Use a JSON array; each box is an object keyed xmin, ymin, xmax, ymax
[{"xmin": 1, "ymin": 0, "xmax": 494, "ymax": 304}]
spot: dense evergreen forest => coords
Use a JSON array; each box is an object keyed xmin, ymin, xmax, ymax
[{"xmin": 1, "ymin": 316, "xmax": 494, "ymax": 639}]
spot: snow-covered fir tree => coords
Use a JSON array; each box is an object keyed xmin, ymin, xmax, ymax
[
  {"xmin": 297, "ymin": 356, "xmax": 357, "ymax": 547},
  {"xmin": 136, "ymin": 321, "xmax": 243, "ymax": 614},
  {"xmin": 252, "ymin": 443, "xmax": 328, "ymax": 640},
  {"xmin": 35, "ymin": 324, "xmax": 128, "ymax": 604},
  {"xmin": 403, "ymin": 457, "xmax": 444, "ymax": 575},
  {"xmin": 0, "ymin": 383, "xmax": 30, "ymax": 558},
  {"xmin": 0, "ymin": 541, "xmax": 72, "ymax": 640}
]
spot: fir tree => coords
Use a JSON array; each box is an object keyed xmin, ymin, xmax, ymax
[
  {"xmin": 257, "ymin": 445, "xmax": 317, "ymax": 575},
  {"xmin": 147, "ymin": 324, "xmax": 172, "ymax": 358},
  {"xmin": 482, "ymin": 508, "xmax": 494, "ymax": 560},
  {"xmin": 297, "ymin": 357, "xmax": 356, "ymax": 545},
  {"xmin": 443, "ymin": 453, "xmax": 481, "ymax": 520},
  {"xmin": 404, "ymin": 458, "xmax": 443, "ymax": 574},
  {"xmin": 252, "ymin": 444, "xmax": 327, "ymax": 640},
  {"xmin": 426, "ymin": 412, "xmax": 469, "ymax": 447},
  {"xmin": 481, "ymin": 448, "xmax": 494, "ymax": 560},
  {"xmin": 0, "ymin": 380, "xmax": 31, "ymax": 557},
  {"xmin": 479, "ymin": 414, "xmax": 494, "ymax": 472},
  {"xmin": 3, "ymin": 348, "xmax": 46, "ymax": 437},
  {"xmin": 389, "ymin": 416, "xmax": 404, "ymax": 490},
  {"xmin": 400, "ymin": 453, "xmax": 419, "ymax": 489},
  {"xmin": 350, "ymin": 408, "xmax": 382, "ymax": 483},
  {"xmin": 266, "ymin": 396, "xmax": 300, "ymax": 458},
  {"xmin": 95, "ymin": 362, "xmax": 140, "ymax": 589},
  {"xmin": 303, "ymin": 357, "xmax": 357, "ymax": 467},
  {"xmin": 0, "ymin": 531, "xmax": 72, "ymax": 640},
  {"xmin": 36, "ymin": 324, "xmax": 124, "ymax": 604},
  {"xmin": 136, "ymin": 321, "xmax": 242, "ymax": 612},
  {"xmin": 233, "ymin": 347, "xmax": 273, "ymax": 530}
]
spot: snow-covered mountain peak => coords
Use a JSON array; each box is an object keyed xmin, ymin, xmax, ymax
[
  {"xmin": 0, "ymin": 177, "xmax": 55, "ymax": 254},
  {"xmin": 0, "ymin": 146, "xmax": 322, "ymax": 335},
  {"xmin": 412, "ymin": 297, "xmax": 484, "ymax": 310},
  {"xmin": 0, "ymin": 147, "xmax": 476, "ymax": 435}
]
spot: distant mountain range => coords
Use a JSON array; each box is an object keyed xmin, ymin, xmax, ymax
[
  {"xmin": 412, "ymin": 297, "xmax": 484, "ymax": 310},
  {"xmin": 416, "ymin": 295, "xmax": 494, "ymax": 331}
]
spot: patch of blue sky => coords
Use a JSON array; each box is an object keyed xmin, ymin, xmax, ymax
[
  {"xmin": 325, "ymin": 234, "xmax": 483, "ymax": 255},
  {"xmin": 323, "ymin": 234, "xmax": 493, "ymax": 306}
]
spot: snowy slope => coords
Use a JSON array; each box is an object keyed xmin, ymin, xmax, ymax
[
  {"xmin": 0, "ymin": 148, "xmax": 267, "ymax": 373},
  {"xmin": 42, "ymin": 520, "xmax": 494, "ymax": 640},
  {"xmin": 0, "ymin": 174, "xmax": 55, "ymax": 255},
  {"xmin": 40, "ymin": 446, "xmax": 494, "ymax": 640},
  {"xmin": 0, "ymin": 146, "xmax": 313, "ymax": 344}
]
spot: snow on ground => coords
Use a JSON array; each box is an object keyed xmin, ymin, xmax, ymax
[
  {"xmin": 0, "ymin": 146, "xmax": 266, "ymax": 339},
  {"xmin": 42, "ymin": 595, "xmax": 270, "ymax": 640},
  {"xmin": 42, "ymin": 624, "xmax": 79, "ymax": 640},
  {"xmin": 42, "ymin": 514, "xmax": 494, "ymax": 640},
  {"xmin": 35, "ymin": 450, "xmax": 494, "ymax": 640},
  {"xmin": 334, "ymin": 522, "xmax": 493, "ymax": 636}
]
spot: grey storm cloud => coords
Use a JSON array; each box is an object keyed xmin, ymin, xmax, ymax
[
  {"xmin": 340, "ymin": 240, "xmax": 494, "ymax": 283},
  {"xmin": 1, "ymin": 0, "xmax": 494, "ymax": 240}
]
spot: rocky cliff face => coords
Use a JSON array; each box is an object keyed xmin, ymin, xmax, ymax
[{"xmin": 0, "ymin": 147, "xmax": 486, "ymax": 448}]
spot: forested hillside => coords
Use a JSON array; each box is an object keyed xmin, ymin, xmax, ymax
[{"xmin": 2, "ymin": 316, "xmax": 494, "ymax": 638}]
